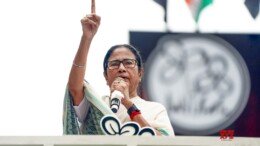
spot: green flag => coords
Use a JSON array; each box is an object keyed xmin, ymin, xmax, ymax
[{"xmin": 185, "ymin": 0, "xmax": 213, "ymax": 22}]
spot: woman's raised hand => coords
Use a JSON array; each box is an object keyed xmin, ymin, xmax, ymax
[{"xmin": 81, "ymin": 0, "xmax": 101, "ymax": 38}]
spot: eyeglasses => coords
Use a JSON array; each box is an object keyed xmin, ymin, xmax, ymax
[{"xmin": 107, "ymin": 59, "xmax": 137, "ymax": 70}]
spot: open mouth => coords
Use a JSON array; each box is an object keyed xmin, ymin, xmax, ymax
[
  {"xmin": 122, "ymin": 77, "xmax": 129, "ymax": 81},
  {"xmin": 117, "ymin": 76, "xmax": 129, "ymax": 81}
]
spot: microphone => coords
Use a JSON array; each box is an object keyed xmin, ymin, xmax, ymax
[{"xmin": 110, "ymin": 90, "xmax": 124, "ymax": 113}]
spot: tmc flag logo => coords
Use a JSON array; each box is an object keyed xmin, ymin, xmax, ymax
[{"xmin": 144, "ymin": 34, "xmax": 250, "ymax": 135}]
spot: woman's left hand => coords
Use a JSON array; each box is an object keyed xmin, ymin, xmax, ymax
[{"xmin": 110, "ymin": 77, "xmax": 133, "ymax": 109}]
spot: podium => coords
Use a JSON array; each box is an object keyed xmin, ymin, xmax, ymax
[{"xmin": 0, "ymin": 136, "xmax": 259, "ymax": 146}]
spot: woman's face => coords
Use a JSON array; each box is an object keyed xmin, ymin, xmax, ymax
[{"xmin": 104, "ymin": 47, "xmax": 143, "ymax": 97}]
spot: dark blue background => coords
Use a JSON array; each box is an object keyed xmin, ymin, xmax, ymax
[{"xmin": 130, "ymin": 32, "xmax": 260, "ymax": 137}]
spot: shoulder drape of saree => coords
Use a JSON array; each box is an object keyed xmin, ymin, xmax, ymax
[{"xmin": 63, "ymin": 82, "xmax": 114, "ymax": 135}]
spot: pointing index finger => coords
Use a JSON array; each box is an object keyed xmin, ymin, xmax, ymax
[{"xmin": 91, "ymin": 0, "xmax": 96, "ymax": 13}]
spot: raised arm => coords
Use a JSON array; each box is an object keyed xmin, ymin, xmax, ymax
[{"xmin": 68, "ymin": 0, "xmax": 101, "ymax": 105}]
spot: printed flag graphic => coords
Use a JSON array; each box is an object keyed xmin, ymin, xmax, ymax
[
  {"xmin": 154, "ymin": 0, "xmax": 167, "ymax": 23},
  {"xmin": 185, "ymin": 0, "xmax": 213, "ymax": 22},
  {"xmin": 245, "ymin": 0, "xmax": 260, "ymax": 19}
]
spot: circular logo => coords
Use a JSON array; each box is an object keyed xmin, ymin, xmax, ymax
[{"xmin": 144, "ymin": 34, "xmax": 250, "ymax": 135}]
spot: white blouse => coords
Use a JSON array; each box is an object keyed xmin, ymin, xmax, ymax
[{"xmin": 74, "ymin": 95, "xmax": 175, "ymax": 136}]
